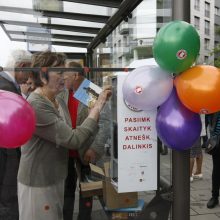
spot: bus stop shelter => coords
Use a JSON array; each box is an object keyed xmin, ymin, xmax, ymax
[{"xmin": 0, "ymin": 1, "xmax": 191, "ymax": 219}]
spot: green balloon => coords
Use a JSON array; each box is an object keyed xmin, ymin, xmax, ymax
[{"xmin": 153, "ymin": 20, "xmax": 200, "ymax": 74}]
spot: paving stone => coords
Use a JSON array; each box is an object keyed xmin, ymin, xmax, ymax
[{"xmin": 191, "ymin": 214, "xmax": 220, "ymax": 220}]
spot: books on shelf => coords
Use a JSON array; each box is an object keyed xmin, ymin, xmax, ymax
[
  {"xmin": 104, "ymin": 199, "xmax": 144, "ymax": 212},
  {"xmin": 104, "ymin": 199, "xmax": 145, "ymax": 220}
]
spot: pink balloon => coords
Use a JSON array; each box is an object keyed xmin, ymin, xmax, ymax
[{"xmin": 0, "ymin": 90, "xmax": 36, "ymax": 148}]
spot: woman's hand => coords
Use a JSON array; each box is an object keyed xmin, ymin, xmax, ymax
[
  {"xmin": 83, "ymin": 148, "xmax": 97, "ymax": 164},
  {"xmin": 88, "ymin": 86, "xmax": 112, "ymax": 121},
  {"xmin": 94, "ymin": 85, "xmax": 112, "ymax": 112}
]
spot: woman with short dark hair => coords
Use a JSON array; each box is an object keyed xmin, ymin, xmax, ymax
[{"xmin": 17, "ymin": 51, "xmax": 111, "ymax": 220}]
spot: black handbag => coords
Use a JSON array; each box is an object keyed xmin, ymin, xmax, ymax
[
  {"xmin": 204, "ymin": 135, "xmax": 220, "ymax": 155},
  {"xmin": 204, "ymin": 113, "xmax": 220, "ymax": 155}
]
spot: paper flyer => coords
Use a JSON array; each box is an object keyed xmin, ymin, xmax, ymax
[{"xmin": 74, "ymin": 79, "xmax": 102, "ymax": 108}]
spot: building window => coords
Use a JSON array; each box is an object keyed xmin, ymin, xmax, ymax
[
  {"xmin": 194, "ymin": 0, "xmax": 200, "ymax": 11},
  {"xmin": 205, "ymin": 2, "xmax": 210, "ymax": 18},
  {"xmin": 118, "ymin": 40, "xmax": 121, "ymax": 47},
  {"xmin": 215, "ymin": 7, "xmax": 220, "ymax": 16},
  {"xmin": 194, "ymin": 16, "xmax": 200, "ymax": 30},
  {"xmin": 157, "ymin": 0, "xmax": 163, "ymax": 9},
  {"xmin": 205, "ymin": 20, "xmax": 210, "ymax": 35},
  {"xmin": 113, "ymin": 43, "xmax": 116, "ymax": 56},
  {"xmin": 204, "ymin": 38, "xmax": 210, "ymax": 50},
  {"xmin": 214, "ymin": 41, "xmax": 219, "ymax": 48},
  {"xmin": 123, "ymin": 36, "xmax": 128, "ymax": 47},
  {"xmin": 204, "ymin": 56, "xmax": 209, "ymax": 64},
  {"xmin": 215, "ymin": 24, "xmax": 220, "ymax": 35},
  {"xmin": 118, "ymin": 56, "xmax": 122, "ymax": 65}
]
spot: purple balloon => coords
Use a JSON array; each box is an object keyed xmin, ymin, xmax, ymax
[{"xmin": 156, "ymin": 88, "xmax": 201, "ymax": 151}]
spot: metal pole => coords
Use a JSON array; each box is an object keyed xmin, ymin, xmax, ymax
[
  {"xmin": 172, "ymin": 0, "xmax": 190, "ymax": 22},
  {"xmin": 172, "ymin": 0, "xmax": 191, "ymax": 220}
]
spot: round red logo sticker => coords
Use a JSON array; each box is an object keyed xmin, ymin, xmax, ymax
[
  {"xmin": 135, "ymin": 86, "xmax": 143, "ymax": 94},
  {"xmin": 200, "ymin": 109, "xmax": 209, "ymax": 114},
  {"xmin": 176, "ymin": 49, "xmax": 187, "ymax": 60}
]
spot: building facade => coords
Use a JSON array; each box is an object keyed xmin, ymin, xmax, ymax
[
  {"xmin": 95, "ymin": 0, "xmax": 220, "ymax": 69},
  {"xmin": 191, "ymin": 0, "xmax": 215, "ymax": 64}
]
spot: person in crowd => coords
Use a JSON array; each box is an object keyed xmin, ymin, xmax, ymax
[
  {"xmin": 207, "ymin": 112, "xmax": 220, "ymax": 209},
  {"xmin": 190, "ymin": 138, "xmax": 203, "ymax": 182},
  {"xmin": 0, "ymin": 49, "xmax": 32, "ymax": 220},
  {"xmin": 201, "ymin": 114, "xmax": 209, "ymax": 148},
  {"xmin": 61, "ymin": 61, "xmax": 110, "ymax": 220},
  {"xmin": 158, "ymin": 138, "xmax": 168, "ymax": 155},
  {"xmin": 190, "ymin": 114, "xmax": 206, "ymax": 182},
  {"xmin": 20, "ymin": 73, "xmax": 36, "ymax": 98},
  {"xmin": 157, "ymin": 106, "xmax": 168, "ymax": 156},
  {"xmin": 17, "ymin": 51, "xmax": 111, "ymax": 220}
]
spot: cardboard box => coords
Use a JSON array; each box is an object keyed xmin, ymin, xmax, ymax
[
  {"xmin": 80, "ymin": 162, "xmax": 138, "ymax": 209},
  {"xmin": 80, "ymin": 181, "xmax": 103, "ymax": 198}
]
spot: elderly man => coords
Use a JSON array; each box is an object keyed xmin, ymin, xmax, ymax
[
  {"xmin": 0, "ymin": 49, "xmax": 32, "ymax": 220},
  {"xmin": 61, "ymin": 61, "xmax": 110, "ymax": 220}
]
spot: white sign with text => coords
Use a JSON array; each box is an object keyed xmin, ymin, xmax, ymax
[{"xmin": 117, "ymin": 69, "xmax": 157, "ymax": 193}]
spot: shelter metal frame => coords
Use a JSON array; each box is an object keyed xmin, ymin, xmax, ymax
[{"xmin": 0, "ymin": 0, "xmax": 143, "ymax": 54}]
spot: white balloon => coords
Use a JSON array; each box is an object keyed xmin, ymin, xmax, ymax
[{"xmin": 122, "ymin": 65, "xmax": 173, "ymax": 111}]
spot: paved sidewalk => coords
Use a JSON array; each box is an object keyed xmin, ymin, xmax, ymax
[
  {"xmin": 73, "ymin": 150, "xmax": 220, "ymax": 220},
  {"xmin": 190, "ymin": 151, "xmax": 220, "ymax": 220}
]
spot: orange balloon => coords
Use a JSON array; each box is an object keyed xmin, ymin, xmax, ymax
[{"xmin": 175, "ymin": 65, "xmax": 220, "ymax": 114}]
